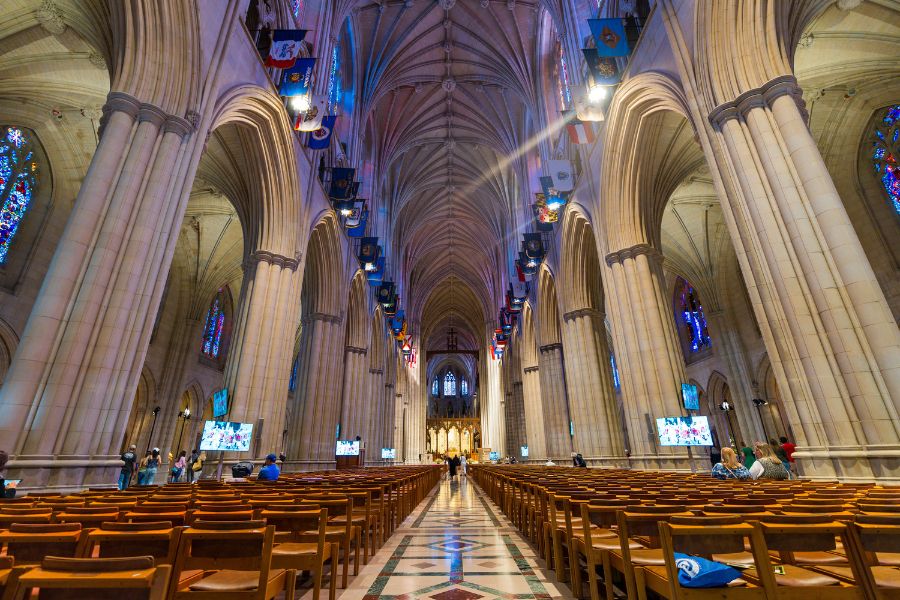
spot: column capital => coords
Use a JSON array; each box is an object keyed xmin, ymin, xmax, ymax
[
  {"xmin": 539, "ymin": 343, "xmax": 563, "ymax": 354},
  {"xmin": 369, "ymin": 367, "xmax": 384, "ymax": 375},
  {"xmin": 562, "ymin": 307, "xmax": 604, "ymax": 322},
  {"xmin": 104, "ymin": 92, "xmax": 142, "ymax": 119},
  {"xmin": 709, "ymin": 75, "xmax": 806, "ymax": 129},
  {"xmin": 604, "ymin": 243, "xmax": 662, "ymax": 267},
  {"xmin": 303, "ymin": 312, "xmax": 342, "ymax": 325},
  {"xmin": 245, "ymin": 250, "xmax": 301, "ymax": 271},
  {"xmin": 385, "ymin": 383, "xmax": 394, "ymax": 389},
  {"xmin": 346, "ymin": 345, "xmax": 367, "ymax": 355},
  {"xmin": 523, "ymin": 366, "xmax": 539, "ymax": 373}
]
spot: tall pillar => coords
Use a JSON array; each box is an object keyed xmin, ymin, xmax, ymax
[
  {"xmin": 0, "ymin": 93, "xmax": 196, "ymax": 489},
  {"xmin": 338, "ymin": 346, "xmax": 368, "ymax": 442},
  {"xmin": 521, "ymin": 365, "xmax": 546, "ymax": 461},
  {"xmin": 604, "ymin": 244, "xmax": 692, "ymax": 470},
  {"xmin": 224, "ymin": 251, "xmax": 301, "ymax": 460},
  {"xmin": 288, "ymin": 313, "xmax": 344, "ymax": 470},
  {"xmin": 537, "ymin": 343, "xmax": 573, "ymax": 460},
  {"xmin": 562, "ymin": 308, "xmax": 626, "ymax": 466},
  {"xmin": 708, "ymin": 76, "xmax": 900, "ymax": 480}
]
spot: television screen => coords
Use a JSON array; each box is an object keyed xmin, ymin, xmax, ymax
[
  {"xmin": 212, "ymin": 389, "xmax": 228, "ymax": 418},
  {"xmin": 336, "ymin": 440, "xmax": 360, "ymax": 456},
  {"xmin": 681, "ymin": 383, "xmax": 700, "ymax": 411},
  {"xmin": 199, "ymin": 421, "xmax": 253, "ymax": 452},
  {"xmin": 381, "ymin": 448, "xmax": 396, "ymax": 459},
  {"xmin": 520, "ymin": 445, "xmax": 529, "ymax": 457},
  {"xmin": 489, "ymin": 451, "xmax": 500, "ymax": 461},
  {"xmin": 656, "ymin": 416, "xmax": 714, "ymax": 446}
]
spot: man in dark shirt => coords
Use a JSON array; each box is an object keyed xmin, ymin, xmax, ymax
[
  {"xmin": 118, "ymin": 445, "xmax": 137, "ymax": 490},
  {"xmin": 257, "ymin": 453, "xmax": 280, "ymax": 481}
]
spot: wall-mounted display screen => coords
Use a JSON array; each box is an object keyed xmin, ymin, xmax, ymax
[
  {"xmin": 656, "ymin": 416, "xmax": 714, "ymax": 446},
  {"xmin": 381, "ymin": 448, "xmax": 396, "ymax": 459},
  {"xmin": 681, "ymin": 383, "xmax": 700, "ymax": 411},
  {"xmin": 212, "ymin": 389, "xmax": 228, "ymax": 418},
  {"xmin": 520, "ymin": 446, "xmax": 529, "ymax": 457},
  {"xmin": 199, "ymin": 421, "xmax": 253, "ymax": 452},
  {"xmin": 336, "ymin": 440, "xmax": 360, "ymax": 456},
  {"xmin": 489, "ymin": 451, "xmax": 500, "ymax": 461}
]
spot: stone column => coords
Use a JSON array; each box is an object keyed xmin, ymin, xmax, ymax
[
  {"xmin": 338, "ymin": 346, "xmax": 368, "ymax": 442},
  {"xmin": 288, "ymin": 313, "xmax": 344, "ymax": 470},
  {"xmin": 521, "ymin": 365, "xmax": 546, "ymax": 461},
  {"xmin": 562, "ymin": 308, "xmax": 626, "ymax": 465},
  {"xmin": 223, "ymin": 251, "xmax": 301, "ymax": 460},
  {"xmin": 537, "ymin": 343, "xmax": 573, "ymax": 460},
  {"xmin": 0, "ymin": 92, "xmax": 196, "ymax": 489},
  {"xmin": 363, "ymin": 366, "xmax": 386, "ymax": 463},
  {"xmin": 604, "ymin": 244, "xmax": 692, "ymax": 470},
  {"xmin": 709, "ymin": 76, "xmax": 900, "ymax": 480}
]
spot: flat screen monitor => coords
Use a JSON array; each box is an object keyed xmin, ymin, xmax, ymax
[
  {"xmin": 199, "ymin": 421, "xmax": 253, "ymax": 452},
  {"xmin": 212, "ymin": 389, "xmax": 228, "ymax": 418},
  {"xmin": 381, "ymin": 448, "xmax": 396, "ymax": 459},
  {"xmin": 489, "ymin": 451, "xmax": 500, "ymax": 461},
  {"xmin": 656, "ymin": 416, "xmax": 714, "ymax": 447},
  {"xmin": 4, "ymin": 479, "xmax": 21, "ymax": 488},
  {"xmin": 520, "ymin": 445, "xmax": 529, "ymax": 457},
  {"xmin": 336, "ymin": 440, "xmax": 360, "ymax": 456},
  {"xmin": 681, "ymin": 383, "xmax": 700, "ymax": 411}
]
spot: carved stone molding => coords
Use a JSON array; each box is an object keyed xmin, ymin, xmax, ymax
[
  {"xmin": 104, "ymin": 92, "xmax": 142, "ymax": 120},
  {"xmin": 137, "ymin": 104, "xmax": 169, "ymax": 127},
  {"xmin": 36, "ymin": 0, "xmax": 66, "ymax": 35},
  {"xmin": 368, "ymin": 368, "xmax": 383, "ymax": 375},
  {"xmin": 539, "ymin": 343, "xmax": 563, "ymax": 354},
  {"xmin": 88, "ymin": 51, "xmax": 107, "ymax": 70},
  {"xmin": 385, "ymin": 383, "xmax": 394, "ymax": 389},
  {"xmin": 708, "ymin": 75, "xmax": 807, "ymax": 129},
  {"xmin": 604, "ymin": 243, "xmax": 663, "ymax": 267},
  {"xmin": 246, "ymin": 250, "xmax": 301, "ymax": 271},
  {"xmin": 303, "ymin": 312, "xmax": 342, "ymax": 325},
  {"xmin": 523, "ymin": 365, "xmax": 539, "ymax": 374},
  {"xmin": 346, "ymin": 346, "xmax": 367, "ymax": 355},
  {"xmin": 562, "ymin": 307, "xmax": 604, "ymax": 322}
]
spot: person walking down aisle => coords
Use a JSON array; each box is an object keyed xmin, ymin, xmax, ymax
[
  {"xmin": 118, "ymin": 445, "xmax": 137, "ymax": 490},
  {"xmin": 460, "ymin": 453, "xmax": 467, "ymax": 477},
  {"xmin": 142, "ymin": 449, "xmax": 160, "ymax": 485},
  {"xmin": 448, "ymin": 455, "xmax": 459, "ymax": 481}
]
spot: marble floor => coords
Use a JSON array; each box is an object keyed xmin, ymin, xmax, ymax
[{"xmin": 327, "ymin": 475, "xmax": 575, "ymax": 599}]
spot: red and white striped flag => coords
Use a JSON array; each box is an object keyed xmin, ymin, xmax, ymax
[{"xmin": 566, "ymin": 118, "xmax": 595, "ymax": 144}]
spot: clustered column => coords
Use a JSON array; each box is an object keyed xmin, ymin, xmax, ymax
[
  {"xmin": 521, "ymin": 365, "xmax": 546, "ymax": 461},
  {"xmin": 537, "ymin": 343, "xmax": 573, "ymax": 460},
  {"xmin": 0, "ymin": 92, "xmax": 197, "ymax": 488},
  {"xmin": 338, "ymin": 345, "xmax": 369, "ymax": 443},
  {"xmin": 708, "ymin": 76, "xmax": 900, "ymax": 479}
]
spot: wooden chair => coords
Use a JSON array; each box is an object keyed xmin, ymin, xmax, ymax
[
  {"xmin": 637, "ymin": 515, "xmax": 774, "ymax": 600},
  {"xmin": 55, "ymin": 506, "xmax": 120, "ymax": 528},
  {"xmin": 819, "ymin": 514, "xmax": 900, "ymax": 599},
  {"xmin": 0, "ymin": 508, "xmax": 53, "ymax": 527},
  {"xmin": 8, "ymin": 555, "xmax": 170, "ymax": 600},
  {"xmin": 574, "ymin": 502, "xmax": 641, "ymax": 600},
  {"xmin": 125, "ymin": 504, "xmax": 188, "ymax": 526},
  {"xmin": 261, "ymin": 506, "xmax": 337, "ymax": 600},
  {"xmin": 299, "ymin": 498, "xmax": 360, "ymax": 588},
  {"xmin": 188, "ymin": 504, "xmax": 253, "ymax": 524},
  {"xmin": 170, "ymin": 520, "xmax": 290, "ymax": 600},
  {"xmin": 83, "ymin": 521, "xmax": 180, "ymax": 563},
  {"xmin": 0, "ymin": 523, "xmax": 85, "ymax": 566}
]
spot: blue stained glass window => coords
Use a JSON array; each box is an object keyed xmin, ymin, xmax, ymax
[
  {"xmin": 289, "ymin": 355, "xmax": 299, "ymax": 391},
  {"xmin": 873, "ymin": 104, "xmax": 900, "ymax": 215},
  {"xmin": 610, "ymin": 354, "xmax": 620, "ymax": 390},
  {"xmin": 290, "ymin": 0, "xmax": 302, "ymax": 18},
  {"xmin": 432, "ymin": 378, "xmax": 439, "ymax": 396},
  {"xmin": 443, "ymin": 371, "xmax": 456, "ymax": 396},
  {"xmin": 461, "ymin": 379, "xmax": 468, "ymax": 396},
  {"xmin": 676, "ymin": 277, "xmax": 711, "ymax": 354},
  {"xmin": 557, "ymin": 41, "xmax": 571, "ymax": 110},
  {"xmin": 327, "ymin": 44, "xmax": 342, "ymax": 114},
  {"xmin": 202, "ymin": 290, "xmax": 226, "ymax": 359},
  {"xmin": 0, "ymin": 126, "xmax": 37, "ymax": 264}
]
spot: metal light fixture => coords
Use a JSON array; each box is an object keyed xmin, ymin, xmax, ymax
[
  {"xmin": 588, "ymin": 84, "xmax": 608, "ymax": 103},
  {"xmin": 290, "ymin": 94, "xmax": 311, "ymax": 112}
]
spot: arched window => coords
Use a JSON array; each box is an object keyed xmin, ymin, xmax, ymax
[
  {"xmin": 432, "ymin": 378, "xmax": 439, "ymax": 397},
  {"xmin": 202, "ymin": 289, "xmax": 227, "ymax": 359},
  {"xmin": 554, "ymin": 37, "xmax": 571, "ymax": 111},
  {"xmin": 675, "ymin": 277, "xmax": 712, "ymax": 356},
  {"xmin": 0, "ymin": 126, "xmax": 38, "ymax": 264},
  {"xmin": 460, "ymin": 378, "xmax": 468, "ymax": 396},
  {"xmin": 443, "ymin": 371, "xmax": 456, "ymax": 396},
  {"xmin": 610, "ymin": 354, "xmax": 620, "ymax": 390},
  {"xmin": 288, "ymin": 354, "xmax": 299, "ymax": 392},
  {"xmin": 873, "ymin": 104, "xmax": 900, "ymax": 215}
]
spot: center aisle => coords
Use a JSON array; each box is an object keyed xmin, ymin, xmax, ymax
[{"xmin": 335, "ymin": 474, "xmax": 574, "ymax": 599}]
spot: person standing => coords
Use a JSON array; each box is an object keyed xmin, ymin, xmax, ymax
[
  {"xmin": 118, "ymin": 445, "xmax": 137, "ymax": 490},
  {"xmin": 143, "ymin": 448, "xmax": 160, "ymax": 486},
  {"xmin": 171, "ymin": 450, "xmax": 187, "ymax": 482},
  {"xmin": 780, "ymin": 436, "xmax": 796, "ymax": 477},
  {"xmin": 187, "ymin": 448, "xmax": 200, "ymax": 483},
  {"xmin": 459, "ymin": 453, "xmax": 467, "ymax": 477},
  {"xmin": 448, "ymin": 455, "xmax": 459, "ymax": 480}
]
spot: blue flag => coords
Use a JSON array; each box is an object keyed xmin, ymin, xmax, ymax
[
  {"xmin": 588, "ymin": 19, "xmax": 630, "ymax": 57},
  {"xmin": 308, "ymin": 115, "xmax": 336, "ymax": 150},
  {"xmin": 265, "ymin": 30, "xmax": 308, "ymax": 68},
  {"xmin": 582, "ymin": 48, "xmax": 621, "ymax": 86},
  {"xmin": 279, "ymin": 58, "xmax": 316, "ymax": 97},
  {"xmin": 347, "ymin": 208, "xmax": 368, "ymax": 238},
  {"xmin": 329, "ymin": 168, "xmax": 355, "ymax": 199},
  {"xmin": 366, "ymin": 257, "xmax": 386, "ymax": 284}
]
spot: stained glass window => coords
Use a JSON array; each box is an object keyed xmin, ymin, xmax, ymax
[
  {"xmin": 873, "ymin": 104, "xmax": 900, "ymax": 215},
  {"xmin": 443, "ymin": 371, "xmax": 456, "ymax": 396},
  {"xmin": 432, "ymin": 378, "xmax": 439, "ymax": 396},
  {"xmin": 676, "ymin": 277, "xmax": 711, "ymax": 354},
  {"xmin": 610, "ymin": 354, "xmax": 620, "ymax": 390},
  {"xmin": 0, "ymin": 126, "xmax": 38, "ymax": 264},
  {"xmin": 327, "ymin": 43, "xmax": 342, "ymax": 114},
  {"xmin": 290, "ymin": 0, "xmax": 302, "ymax": 18},
  {"xmin": 461, "ymin": 379, "xmax": 468, "ymax": 396},
  {"xmin": 289, "ymin": 355, "xmax": 299, "ymax": 392},
  {"xmin": 556, "ymin": 40, "xmax": 571, "ymax": 110},
  {"xmin": 202, "ymin": 289, "xmax": 227, "ymax": 359}
]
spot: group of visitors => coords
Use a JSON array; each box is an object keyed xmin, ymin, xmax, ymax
[
  {"xmin": 117, "ymin": 446, "xmax": 206, "ymax": 489},
  {"xmin": 443, "ymin": 453, "xmax": 467, "ymax": 480},
  {"xmin": 711, "ymin": 437, "xmax": 796, "ymax": 481}
]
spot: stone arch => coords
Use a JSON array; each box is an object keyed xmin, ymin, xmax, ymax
[
  {"xmin": 559, "ymin": 206, "xmax": 604, "ymax": 314},
  {"xmin": 122, "ymin": 367, "xmax": 156, "ymax": 452},
  {"xmin": 755, "ymin": 353, "xmax": 792, "ymax": 441},
  {"xmin": 707, "ymin": 370, "xmax": 740, "ymax": 447},
  {"xmin": 300, "ymin": 214, "xmax": 345, "ymax": 318},
  {"xmin": 0, "ymin": 318, "xmax": 19, "ymax": 388},
  {"xmin": 520, "ymin": 302, "xmax": 539, "ymax": 370},
  {"xmin": 343, "ymin": 271, "xmax": 370, "ymax": 350},
  {"xmin": 536, "ymin": 266, "xmax": 562, "ymax": 347}
]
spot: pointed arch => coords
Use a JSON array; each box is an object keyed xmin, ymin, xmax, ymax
[
  {"xmin": 536, "ymin": 266, "xmax": 562, "ymax": 347},
  {"xmin": 301, "ymin": 214, "xmax": 346, "ymax": 318},
  {"xmin": 560, "ymin": 207, "xmax": 605, "ymax": 314}
]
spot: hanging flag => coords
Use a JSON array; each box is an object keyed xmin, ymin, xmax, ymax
[
  {"xmin": 343, "ymin": 200, "xmax": 364, "ymax": 228},
  {"xmin": 358, "ymin": 236, "xmax": 380, "ymax": 265},
  {"xmin": 329, "ymin": 168, "xmax": 356, "ymax": 200},
  {"xmin": 366, "ymin": 257, "xmax": 385, "ymax": 284},
  {"xmin": 293, "ymin": 95, "xmax": 327, "ymax": 131},
  {"xmin": 533, "ymin": 198, "xmax": 558, "ymax": 232},
  {"xmin": 279, "ymin": 57, "xmax": 316, "ymax": 96},
  {"xmin": 539, "ymin": 176, "xmax": 567, "ymax": 210},
  {"xmin": 384, "ymin": 294, "xmax": 399, "ymax": 316},
  {"xmin": 347, "ymin": 208, "xmax": 368, "ymax": 238},
  {"xmin": 588, "ymin": 18, "xmax": 630, "ymax": 57},
  {"xmin": 546, "ymin": 160, "xmax": 574, "ymax": 192},
  {"xmin": 377, "ymin": 282, "xmax": 395, "ymax": 306},
  {"xmin": 265, "ymin": 30, "xmax": 308, "ymax": 68},
  {"xmin": 308, "ymin": 115, "xmax": 336, "ymax": 150},
  {"xmin": 563, "ymin": 111, "xmax": 595, "ymax": 145},
  {"xmin": 390, "ymin": 312, "xmax": 406, "ymax": 337},
  {"xmin": 523, "ymin": 233, "xmax": 545, "ymax": 260},
  {"xmin": 582, "ymin": 48, "xmax": 621, "ymax": 86}
]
